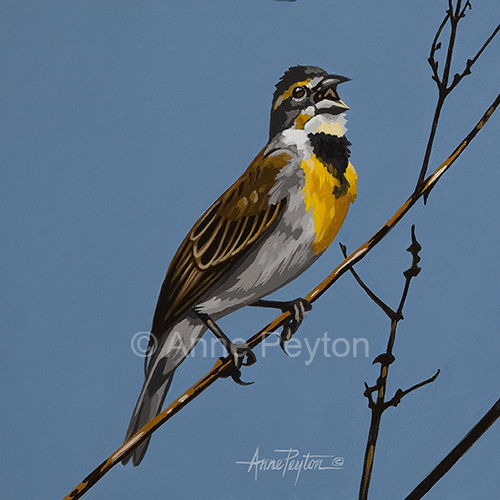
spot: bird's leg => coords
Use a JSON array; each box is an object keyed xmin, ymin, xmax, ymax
[
  {"xmin": 250, "ymin": 298, "xmax": 312, "ymax": 354},
  {"xmin": 195, "ymin": 311, "xmax": 256, "ymax": 386}
]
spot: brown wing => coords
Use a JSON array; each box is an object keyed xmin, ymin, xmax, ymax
[{"xmin": 150, "ymin": 148, "xmax": 292, "ymax": 335}]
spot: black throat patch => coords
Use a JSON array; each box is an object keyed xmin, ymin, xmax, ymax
[{"xmin": 308, "ymin": 132, "xmax": 351, "ymax": 198}]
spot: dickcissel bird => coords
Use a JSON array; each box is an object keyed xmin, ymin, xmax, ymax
[{"xmin": 123, "ymin": 65, "xmax": 357, "ymax": 465}]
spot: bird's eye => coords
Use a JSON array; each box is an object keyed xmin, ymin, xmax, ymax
[{"xmin": 292, "ymin": 86, "xmax": 306, "ymax": 99}]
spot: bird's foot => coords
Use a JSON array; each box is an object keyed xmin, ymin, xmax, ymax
[
  {"xmin": 230, "ymin": 342, "xmax": 257, "ymax": 368},
  {"xmin": 220, "ymin": 342, "xmax": 256, "ymax": 385},
  {"xmin": 278, "ymin": 298, "xmax": 312, "ymax": 355},
  {"xmin": 195, "ymin": 310, "xmax": 256, "ymax": 385}
]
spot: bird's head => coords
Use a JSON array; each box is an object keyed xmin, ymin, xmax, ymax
[{"xmin": 269, "ymin": 65, "xmax": 350, "ymax": 140}]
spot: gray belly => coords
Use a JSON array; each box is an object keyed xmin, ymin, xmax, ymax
[{"xmin": 194, "ymin": 191, "xmax": 319, "ymax": 317}]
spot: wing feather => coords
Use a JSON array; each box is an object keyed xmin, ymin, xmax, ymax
[{"xmin": 150, "ymin": 149, "xmax": 292, "ymax": 334}]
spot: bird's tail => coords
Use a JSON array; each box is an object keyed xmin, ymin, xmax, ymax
[{"xmin": 122, "ymin": 315, "xmax": 205, "ymax": 466}]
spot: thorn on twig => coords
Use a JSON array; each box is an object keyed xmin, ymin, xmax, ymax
[
  {"xmin": 386, "ymin": 388, "xmax": 405, "ymax": 408},
  {"xmin": 428, "ymin": 57, "xmax": 438, "ymax": 72},
  {"xmin": 396, "ymin": 225, "xmax": 422, "ymax": 317},
  {"xmin": 407, "ymin": 225, "xmax": 422, "ymax": 258},
  {"xmin": 372, "ymin": 353, "xmax": 395, "ymax": 366},
  {"xmin": 364, "ymin": 382, "xmax": 378, "ymax": 394},
  {"xmin": 363, "ymin": 382, "xmax": 378, "ymax": 410},
  {"xmin": 403, "ymin": 266, "xmax": 420, "ymax": 279},
  {"xmin": 403, "ymin": 225, "xmax": 422, "ymax": 279}
]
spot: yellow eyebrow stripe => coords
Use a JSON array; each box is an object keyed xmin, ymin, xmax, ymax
[{"xmin": 274, "ymin": 78, "xmax": 312, "ymax": 109}]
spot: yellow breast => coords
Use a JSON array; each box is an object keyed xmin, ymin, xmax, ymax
[{"xmin": 301, "ymin": 156, "xmax": 357, "ymax": 254}]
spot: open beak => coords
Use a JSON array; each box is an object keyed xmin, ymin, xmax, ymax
[{"xmin": 313, "ymin": 75, "xmax": 350, "ymax": 114}]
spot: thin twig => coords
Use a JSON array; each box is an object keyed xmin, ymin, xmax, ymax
[
  {"xmin": 418, "ymin": 1, "xmax": 463, "ymax": 191},
  {"xmin": 417, "ymin": 2, "xmax": 499, "ymax": 193},
  {"xmin": 339, "ymin": 243, "xmax": 395, "ymax": 319},
  {"xmin": 396, "ymin": 225, "xmax": 421, "ymax": 316},
  {"xmin": 62, "ymin": 92, "xmax": 500, "ymax": 500},
  {"xmin": 358, "ymin": 226, "xmax": 427, "ymax": 500},
  {"xmin": 449, "ymin": 20, "xmax": 500, "ymax": 92},
  {"xmin": 360, "ymin": 6, "xmax": 498, "ymax": 498},
  {"xmin": 428, "ymin": 13, "xmax": 449, "ymax": 85},
  {"xmin": 440, "ymin": 0, "xmax": 460, "ymax": 95},
  {"xmin": 386, "ymin": 369, "xmax": 441, "ymax": 409},
  {"xmin": 404, "ymin": 396, "xmax": 500, "ymax": 500}
]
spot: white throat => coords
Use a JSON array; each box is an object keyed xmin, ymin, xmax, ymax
[{"xmin": 303, "ymin": 112, "xmax": 347, "ymax": 136}]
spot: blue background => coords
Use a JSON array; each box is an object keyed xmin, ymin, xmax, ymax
[{"xmin": 1, "ymin": 1, "xmax": 499, "ymax": 499}]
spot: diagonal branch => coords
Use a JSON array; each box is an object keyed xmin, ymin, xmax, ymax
[
  {"xmin": 62, "ymin": 91, "xmax": 500, "ymax": 500},
  {"xmin": 404, "ymin": 395, "xmax": 500, "ymax": 500}
]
